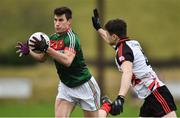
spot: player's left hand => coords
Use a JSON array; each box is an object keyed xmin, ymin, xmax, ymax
[
  {"xmin": 16, "ymin": 41, "xmax": 29, "ymax": 57},
  {"xmin": 29, "ymin": 35, "xmax": 49, "ymax": 52},
  {"xmin": 92, "ymin": 8, "xmax": 101, "ymax": 30},
  {"xmin": 110, "ymin": 95, "xmax": 124, "ymax": 116}
]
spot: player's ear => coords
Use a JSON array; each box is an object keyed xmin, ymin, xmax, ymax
[
  {"xmin": 111, "ymin": 34, "xmax": 118, "ymax": 41},
  {"xmin": 68, "ymin": 18, "xmax": 72, "ymax": 26}
]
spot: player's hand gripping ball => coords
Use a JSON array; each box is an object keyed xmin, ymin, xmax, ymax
[{"xmin": 28, "ymin": 32, "xmax": 50, "ymax": 53}]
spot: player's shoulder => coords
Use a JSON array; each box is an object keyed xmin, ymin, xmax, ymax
[
  {"xmin": 126, "ymin": 39, "xmax": 141, "ymax": 47},
  {"xmin": 49, "ymin": 33, "xmax": 58, "ymax": 40},
  {"xmin": 66, "ymin": 29, "xmax": 80, "ymax": 42},
  {"xmin": 127, "ymin": 39, "xmax": 139, "ymax": 43},
  {"xmin": 66, "ymin": 29, "xmax": 79, "ymax": 38}
]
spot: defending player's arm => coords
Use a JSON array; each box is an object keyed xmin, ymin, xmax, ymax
[
  {"xmin": 110, "ymin": 44, "xmax": 134, "ymax": 116},
  {"xmin": 92, "ymin": 9, "xmax": 112, "ymax": 45},
  {"xmin": 110, "ymin": 61, "xmax": 132, "ymax": 116},
  {"xmin": 118, "ymin": 61, "xmax": 133, "ymax": 96}
]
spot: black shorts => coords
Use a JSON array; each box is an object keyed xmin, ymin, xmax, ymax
[{"xmin": 139, "ymin": 85, "xmax": 177, "ymax": 117}]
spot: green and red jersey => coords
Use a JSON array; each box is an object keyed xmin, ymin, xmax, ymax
[{"xmin": 49, "ymin": 29, "xmax": 91, "ymax": 87}]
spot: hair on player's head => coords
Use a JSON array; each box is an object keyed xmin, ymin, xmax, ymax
[
  {"xmin": 105, "ymin": 18, "xmax": 127, "ymax": 38},
  {"xmin": 54, "ymin": 7, "xmax": 72, "ymax": 20}
]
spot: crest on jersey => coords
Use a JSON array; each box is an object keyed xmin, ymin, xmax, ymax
[{"xmin": 119, "ymin": 56, "xmax": 125, "ymax": 62}]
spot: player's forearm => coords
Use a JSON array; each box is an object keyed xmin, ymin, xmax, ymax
[
  {"xmin": 118, "ymin": 70, "xmax": 132, "ymax": 97},
  {"xmin": 118, "ymin": 61, "xmax": 133, "ymax": 97},
  {"xmin": 97, "ymin": 28, "xmax": 111, "ymax": 44},
  {"xmin": 47, "ymin": 47, "xmax": 73, "ymax": 67},
  {"xmin": 29, "ymin": 50, "xmax": 46, "ymax": 62}
]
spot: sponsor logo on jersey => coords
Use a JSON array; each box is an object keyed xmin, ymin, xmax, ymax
[
  {"xmin": 119, "ymin": 56, "xmax": 125, "ymax": 62},
  {"xmin": 50, "ymin": 40, "xmax": 64, "ymax": 50}
]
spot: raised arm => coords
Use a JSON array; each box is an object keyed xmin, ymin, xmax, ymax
[{"xmin": 92, "ymin": 9, "xmax": 112, "ymax": 45}]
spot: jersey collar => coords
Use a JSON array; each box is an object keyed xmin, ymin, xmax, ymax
[{"xmin": 115, "ymin": 38, "xmax": 129, "ymax": 50}]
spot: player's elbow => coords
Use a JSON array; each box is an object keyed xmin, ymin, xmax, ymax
[
  {"xmin": 64, "ymin": 60, "xmax": 73, "ymax": 67},
  {"xmin": 32, "ymin": 56, "xmax": 46, "ymax": 63},
  {"xmin": 38, "ymin": 58, "xmax": 46, "ymax": 63},
  {"xmin": 64, "ymin": 62, "xmax": 71, "ymax": 67},
  {"xmin": 124, "ymin": 70, "xmax": 133, "ymax": 75}
]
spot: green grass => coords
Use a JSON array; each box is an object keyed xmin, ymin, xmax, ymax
[
  {"xmin": 0, "ymin": 102, "xmax": 179, "ymax": 117},
  {"xmin": 0, "ymin": 103, "xmax": 54, "ymax": 117},
  {"xmin": 0, "ymin": 102, "xmax": 140, "ymax": 117},
  {"xmin": 0, "ymin": 65, "xmax": 180, "ymax": 117}
]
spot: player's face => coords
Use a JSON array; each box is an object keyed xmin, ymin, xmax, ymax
[
  {"xmin": 54, "ymin": 14, "xmax": 71, "ymax": 34},
  {"xmin": 106, "ymin": 31, "xmax": 118, "ymax": 46}
]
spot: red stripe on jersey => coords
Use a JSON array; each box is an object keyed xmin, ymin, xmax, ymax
[
  {"xmin": 131, "ymin": 74, "xmax": 141, "ymax": 86},
  {"xmin": 148, "ymin": 80, "xmax": 156, "ymax": 90},
  {"xmin": 118, "ymin": 44, "xmax": 123, "ymax": 57},
  {"xmin": 131, "ymin": 74, "xmax": 136, "ymax": 85},
  {"xmin": 64, "ymin": 47, "xmax": 76, "ymax": 54},
  {"xmin": 153, "ymin": 89, "xmax": 171, "ymax": 113}
]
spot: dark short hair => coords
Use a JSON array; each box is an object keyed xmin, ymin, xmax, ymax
[
  {"xmin": 105, "ymin": 19, "xmax": 127, "ymax": 38},
  {"xmin": 54, "ymin": 7, "xmax": 72, "ymax": 20}
]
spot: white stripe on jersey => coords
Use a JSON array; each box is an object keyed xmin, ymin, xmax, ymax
[{"xmin": 67, "ymin": 29, "xmax": 75, "ymax": 51}]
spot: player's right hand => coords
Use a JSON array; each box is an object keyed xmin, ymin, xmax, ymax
[
  {"xmin": 16, "ymin": 41, "xmax": 29, "ymax": 57},
  {"xmin": 29, "ymin": 35, "xmax": 49, "ymax": 52},
  {"xmin": 92, "ymin": 8, "xmax": 101, "ymax": 30},
  {"xmin": 110, "ymin": 95, "xmax": 124, "ymax": 116}
]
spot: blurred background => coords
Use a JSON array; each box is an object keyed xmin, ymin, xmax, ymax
[{"xmin": 0, "ymin": 0, "xmax": 180, "ymax": 117}]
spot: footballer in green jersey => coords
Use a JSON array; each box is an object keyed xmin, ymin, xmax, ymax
[
  {"xmin": 50, "ymin": 29, "xmax": 92, "ymax": 87},
  {"xmin": 16, "ymin": 7, "xmax": 101, "ymax": 117}
]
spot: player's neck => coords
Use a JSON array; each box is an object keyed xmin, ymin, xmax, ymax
[{"xmin": 57, "ymin": 27, "xmax": 72, "ymax": 36}]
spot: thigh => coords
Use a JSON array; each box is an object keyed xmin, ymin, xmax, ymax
[
  {"xmin": 163, "ymin": 111, "xmax": 177, "ymax": 118},
  {"xmin": 78, "ymin": 76, "xmax": 101, "ymax": 112},
  {"xmin": 56, "ymin": 82, "xmax": 73, "ymax": 102},
  {"xmin": 139, "ymin": 99, "xmax": 153, "ymax": 117},
  {"xmin": 55, "ymin": 98, "xmax": 75, "ymax": 117},
  {"xmin": 55, "ymin": 82, "xmax": 75, "ymax": 117},
  {"xmin": 83, "ymin": 110, "xmax": 98, "ymax": 117}
]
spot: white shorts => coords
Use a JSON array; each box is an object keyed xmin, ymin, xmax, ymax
[{"xmin": 56, "ymin": 76, "xmax": 101, "ymax": 111}]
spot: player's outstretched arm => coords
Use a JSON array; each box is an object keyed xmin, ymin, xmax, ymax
[
  {"xmin": 29, "ymin": 50, "xmax": 47, "ymax": 62},
  {"xmin": 16, "ymin": 41, "xmax": 47, "ymax": 62},
  {"xmin": 16, "ymin": 41, "xmax": 30, "ymax": 57},
  {"xmin": 92, "ymin": 9, "xmax": 112, "ymax": 46}
]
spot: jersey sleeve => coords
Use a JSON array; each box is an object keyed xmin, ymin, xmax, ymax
[
  {"xmin": 116, "ymin": 43, "xmax": 134, "ymax": 65},
  {"xmin": 64, "ymin": 30, "xmax": 77, "ymax": 54}
]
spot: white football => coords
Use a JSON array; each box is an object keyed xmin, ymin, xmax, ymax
[{"xmin": 28, "ymin": 32, "xmax": 50, "ymax": 53}]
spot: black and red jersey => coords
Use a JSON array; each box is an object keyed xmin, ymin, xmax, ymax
[{"xmin": 114, "ymin": 39, "xmax": 165, "ymax": 99}]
